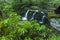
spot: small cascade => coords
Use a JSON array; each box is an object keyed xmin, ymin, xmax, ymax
[
  {"xmin": 39, "ymin": 11, "xmax": 46, "ymax": 24},
  {"xmin": 39, "ymin": 15, "xmax": 46, "ymax": 24},
  {"xmin": 22, "ymin": 9, "xmax": 30, "ymax": 20},
  {"xmin": 50, "ymin": 18, "xmax": 60, "ymax": 31},
  {"xmin": 30, "ymin": 10, "xmax": 39, "ymax": 20}
]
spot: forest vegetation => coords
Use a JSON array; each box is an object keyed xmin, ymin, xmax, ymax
[{"xmin": 0, "ymin": 0, "xmax": 60, "ymax": 40}]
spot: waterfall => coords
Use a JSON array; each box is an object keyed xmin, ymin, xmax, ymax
[
  {"xmin": 30, "ymin": 12, "xmax": 36, "ymax": 20},
  {"xmin": 50, "ymin": 18, "xmax": 60, "ymax": 31},
  {"xmin": 30, "ymin": 10, "xmax": 39, "ymax": 20},
  {"xmin": 39, "ymin": 15, "xmax": 46, "ymax": 24},
  {"xmin": 39, "ymin": 11, "xmax": 46, "ymax": 24},
  {"xmin": 22, "ymin": 9, "xmax": 30, "ymax": 20}
]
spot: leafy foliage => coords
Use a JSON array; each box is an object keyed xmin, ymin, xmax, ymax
[{"xmin": 0, "ymin": 12, "xmax": 59, "ymax": 40}]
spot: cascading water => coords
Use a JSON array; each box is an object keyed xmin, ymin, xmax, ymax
[
  {"xmin": 30, "ymin": 10, "xmax": 39, "ymax": 20},
  {"xmin": 39, "ymin": 15, "xmax": 46, "ymax": 24},
  {"xmin": 50, "ymin": 18, "xmax": 60, "ymax": 31},
  {"xmin": 39, "ymin": 11, "xmax": 46, "ymax": 24},
  {"xmin": 22, "ymin": 9, "xmax": 30, "ymax": 20},
  {"xmin": 22, "ymin": 9, "xmax": 47, "ymax": 24}
]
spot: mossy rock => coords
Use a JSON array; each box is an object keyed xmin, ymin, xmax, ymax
[{"xmin": 30, "ymin": 6, "xmax": 39, "ymax": 10}]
